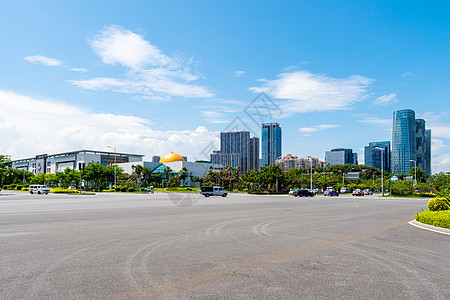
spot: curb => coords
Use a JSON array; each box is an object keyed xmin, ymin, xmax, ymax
[{"xmin": 408, "ymin": 220, "xmax": 450, "ymax": 236}]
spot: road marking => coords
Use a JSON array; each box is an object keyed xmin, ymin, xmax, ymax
[
  {"xmin": 0, "ymin": 232, "xmax": 35, "ymax": 237},
  {"xmin": 408, "ymin": 220, "xmax": 450, "ymax": 236}
]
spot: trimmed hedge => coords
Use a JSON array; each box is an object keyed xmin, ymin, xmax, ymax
[
  {"xmin": 415, "ymin": 210, "xmax": 450, "ymax": 229},
  {"xmin": 428, "ymin": 197, "xmax": 450, "ymax": 211},
  {"xmin": 50, "ymin": 188, "xmax": 80, "ymax": 194}
]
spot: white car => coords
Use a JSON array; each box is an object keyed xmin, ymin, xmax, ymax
[
  {"xmin": 363, "ymin": 189, "xmax": 373, "ymax": 195},
  {"xmin": 29, "ymin": 185, "xmax": 50, "ymax": 195}
]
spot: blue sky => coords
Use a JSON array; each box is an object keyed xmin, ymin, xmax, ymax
[{"xmin": 0, "ymin": 0, "xmax": 449, "ymax": 172}]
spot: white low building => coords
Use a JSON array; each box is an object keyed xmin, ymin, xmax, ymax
[{"xmin": 12, "ymin": 150, "xmax": 144, "ymax": 175}]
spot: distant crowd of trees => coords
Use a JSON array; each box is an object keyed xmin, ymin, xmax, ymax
[{"xmin": 1, "ymin": 154, "xmax": 449, "ymax": 195}]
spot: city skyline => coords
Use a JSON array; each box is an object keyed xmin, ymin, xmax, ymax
[{"xmin": 1, "ymin": 1, "xmax": 450, "ymax": 173}]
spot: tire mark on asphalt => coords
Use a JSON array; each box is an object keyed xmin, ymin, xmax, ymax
[
  {"xmin": 123, "ymin": 233, "xmax": 197, "ymax": 298},
  {"xmin": 26, "ymin": 232, "xmax": 151, "ymax": 299}
]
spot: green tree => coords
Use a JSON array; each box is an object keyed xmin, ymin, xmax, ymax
[
  {"xmin": 408, "ymin": 167, "xmax": 427, "ymax": 183},
  {"xmin": 0, "ymin": 155, "xmax": 12, "ymax": 187}
]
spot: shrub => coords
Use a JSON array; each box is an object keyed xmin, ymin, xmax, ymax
[
  {"xmin": 120, "ymin": 187, "xmax": 128, "ymax": 192},
  {"xmin": 391, "ymin": 181, "xmax": 413, "ymax": 196},
  {"xmin": 102, "ymin": 189, "xmax": 115, "ymax": 192},
  {"xmin": 21, "ymin": 187, "xmax": 28, "ymax": 191},
  {"xmin": 414, "ymin": 192, "xmax": 436, "ymax": 198},
  {"xmin": 9, "ymin": 184, "xmax": 17, "ymax": 189},
  {"xmin": 50, "ymin": 188, "xmax": 80, "ymax": 194},
  {"xmin": 16, "ymin": 185, "xmax": 24, "ymax": 190},
  {"xmin": 115, "ymin": 187, "xmax": 121, "ymax": 192},
  {"xmin": 427, "ymin": 197, "xmax": 450, "ymax": 211},
  {"xmin": 415, "ymin": 210, "xmax": 450, "ymax": 229},
  {"xmin": 127, "ymin": 187, "xmax": 135, "ymax": 192}
]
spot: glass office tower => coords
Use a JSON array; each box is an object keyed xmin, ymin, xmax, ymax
[
  {"xmin": 415, "ymin": 119, "xmax": 426, "ymax": 172},
  {"xmin": 392, "ymin": 109, "xmax": 416, "ymax": 174},
  {"xmin": 425, "ymin": 129, "xmax": 431, "ymax": 175},
  {"xmin": 364, "ymin": 141, "xmax": 391, "ymax": 172},
  {"xmin": 261, "ymin": 123, "xmax": 282, "ymax": 166},
  {"xmin": 210, "ymin": 131, "xmax": 259, "ymax": 173}
]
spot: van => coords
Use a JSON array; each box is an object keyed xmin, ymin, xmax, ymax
[
  {"xmin": 199, "ymin": 186, "xmax": 227, "ymax": 197},
  {"xmin": 29, "ymin": 185, "xmax": 50, "ymax": 195},
  {"xmin": 340, "ymin": 187, "xmax": 351, "ymax": 193}
]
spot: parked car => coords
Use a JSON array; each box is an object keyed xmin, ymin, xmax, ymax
[
  {"xmin": 363, "ymin": 189, "xmax": 373, "ymax": 195},
  {"xmin": 67, "ymin": 186, "xmax": 77, "ymax": 190},
  {"xmin": 199, "ymin": 186, "xmax": 227, "ymax": 197},
  {"xmin": 289, "ymin": 189, "xmax": 298, "ymax": 196},
  {"xmin": 340, "ymin": 187, "xmax": 351, "ymax": 193},
  {"xmin": 29, "ymin": 185, "xmax": 50, "ymax": 195},
  {"xmin": 324, "ymin": 189, "xmax": 339, "ymax": 196},
  {"xmin": 352, "ymin": 189, "xmax": 364, "ymax": 196},
  {"xmin": 294, "ymin": 189, "xmax": 314, "ymax": 197}
]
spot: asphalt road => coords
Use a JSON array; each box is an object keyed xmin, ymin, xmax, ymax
[{"xmin": 0, "ymin": 191, "xmax": 449, "ymax": 299}]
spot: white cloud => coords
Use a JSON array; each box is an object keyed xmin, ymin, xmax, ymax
[
  {"xmin": 70, "ymin": 68, "xmax": 88, "ymax": 72},
  {"xmin": 373, "ymin": 92, "xmax": 397, "ymax": 105},
  {"xmin": 249, "ymin": 70, "xmax": 374, "ymax": 114},
  {"xmin": 401, "ymin": 72, "xmax": 415, "ymax": 77},
  {"xmin": 0, "ymin": 90, "xmax": 218, "ymax": 161},
  {"xmin": 428, "ymin": 124, "xmax": 450, "ymax": 139},
  {"xmin": 431, "ymin": 138, "xmax": 450, "ymax": 173},
  {"xmin": 201, "ymin": 111, "xmax": 231, "ymax": 124},
  {"xmin": 356, "ymin": 114, "xmax": 391, "ymax": 128},
  {"xmin": 298, "ymin": 124, "xmax": 340, "ymax": 133},
  {"xmin": 91, "ymin": 25, "xmax": 170, "ymax": 69},
  {"xmin": 24, "ymin": 55, "xmax": 63, "ymax": 66},
  {"xmin": 234, "ymin": 70, "xmax": 245, "ymax": 77},
  {"xmin": 432, "ymin": 154, "xmax": 450, "ymax": 174},
  {"xmin": 71, "ymin": 25, "xmax": 213, "ymax": 100}
]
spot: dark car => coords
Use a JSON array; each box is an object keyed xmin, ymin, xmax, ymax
[
  {"xmin": 326, "ymin": 190, "xmax": 339, "ymax": 196},
  {"xmin": 293, "ymin": 189, "xmax": 314, "ymax": 197}
]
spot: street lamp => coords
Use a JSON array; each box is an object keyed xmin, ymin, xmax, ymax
[
  {"xmin": 308, "ymin": 156, "xmax": 313, "ymax": 190},
  {"xmin": 107, "ymin": 146, "xmax": 117, "ymax": 189},
  {"xmin": 410, "ymin": 159, "xmax": 417, "ymax": 187}
]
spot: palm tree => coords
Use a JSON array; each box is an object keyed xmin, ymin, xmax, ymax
[{"xmin": 163, "ymin": 166, "xmax": 172, "ymax": 188}]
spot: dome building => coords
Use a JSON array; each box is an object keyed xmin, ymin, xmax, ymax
[{"xmin": 159, "ymin": 152, "xmax": 185, "ymax": 163}]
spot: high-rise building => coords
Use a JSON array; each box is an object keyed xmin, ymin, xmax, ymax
[
  {"xmin": 392, "ymin": 109, "xmax": 416, "ymax": 174},
  {"xmin": 261, "ymin": 123, "xmax": 282, "ymax": 166},
  {"xmin": 210, "ymin": 131, "xmax": 259, "ymax": 173},
  {"xmin": 325, "ymin": 148, "xmax": 355, "ymax": 166},
  {"xmin": 152, "ymin": 156, "xmax": 161, "ymax": 163},
  {"xmin": 248, "ymin": 137, "xmax": 260, "ymax": 171},
  {"xmin": 364, "ymin": 141, "xmax": 391, "ymax": 172},
  {"xmin": 415, "ymin": 119, "xmax": 426, "ymax": 172},
  {"xmin": 425, "ymin": 129, "xmax": 431, "ymax": 175}
]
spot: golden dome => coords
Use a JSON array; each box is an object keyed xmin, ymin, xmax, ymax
[{"xmin": 159, "ymin": 152, "xmax": 185, "ymax": 163}]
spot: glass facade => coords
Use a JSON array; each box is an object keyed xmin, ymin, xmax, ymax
[
  {"xmin": 261, "ymin": 123, "xmax": 282, "ymax": 166},
  {"xmin": 425, "ymin": 130, "xmax": 431, "ymax": 175},
  {"xmin": 325, "ymin": 148, "xmax": 354, "ymax": 165},
  {"xmin": 392, "ymin": 109, "xmax": 416, "ymax": 174},
  {"xmin": 365, "ymin": 141, "xmax": 391, "ymax": 172},
  {"xmin": 415, "ymin": 119, "xmax": 426, "ymax": 172},
  {"xmin": 210, "ymin": 131, "xmax": 259, "ymax": 173}
]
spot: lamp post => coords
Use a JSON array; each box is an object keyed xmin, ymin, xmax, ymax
[
  {"xmin": 309, "ymin": 156, "xmax": 313, "ymax": 190},
  {"xmin": 410, "ymin": 159, "xmax": 417, "ymax": 187},
  {"xmin": 107, "ymin": 146, "xmax": 117, "ymax": 189}
]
